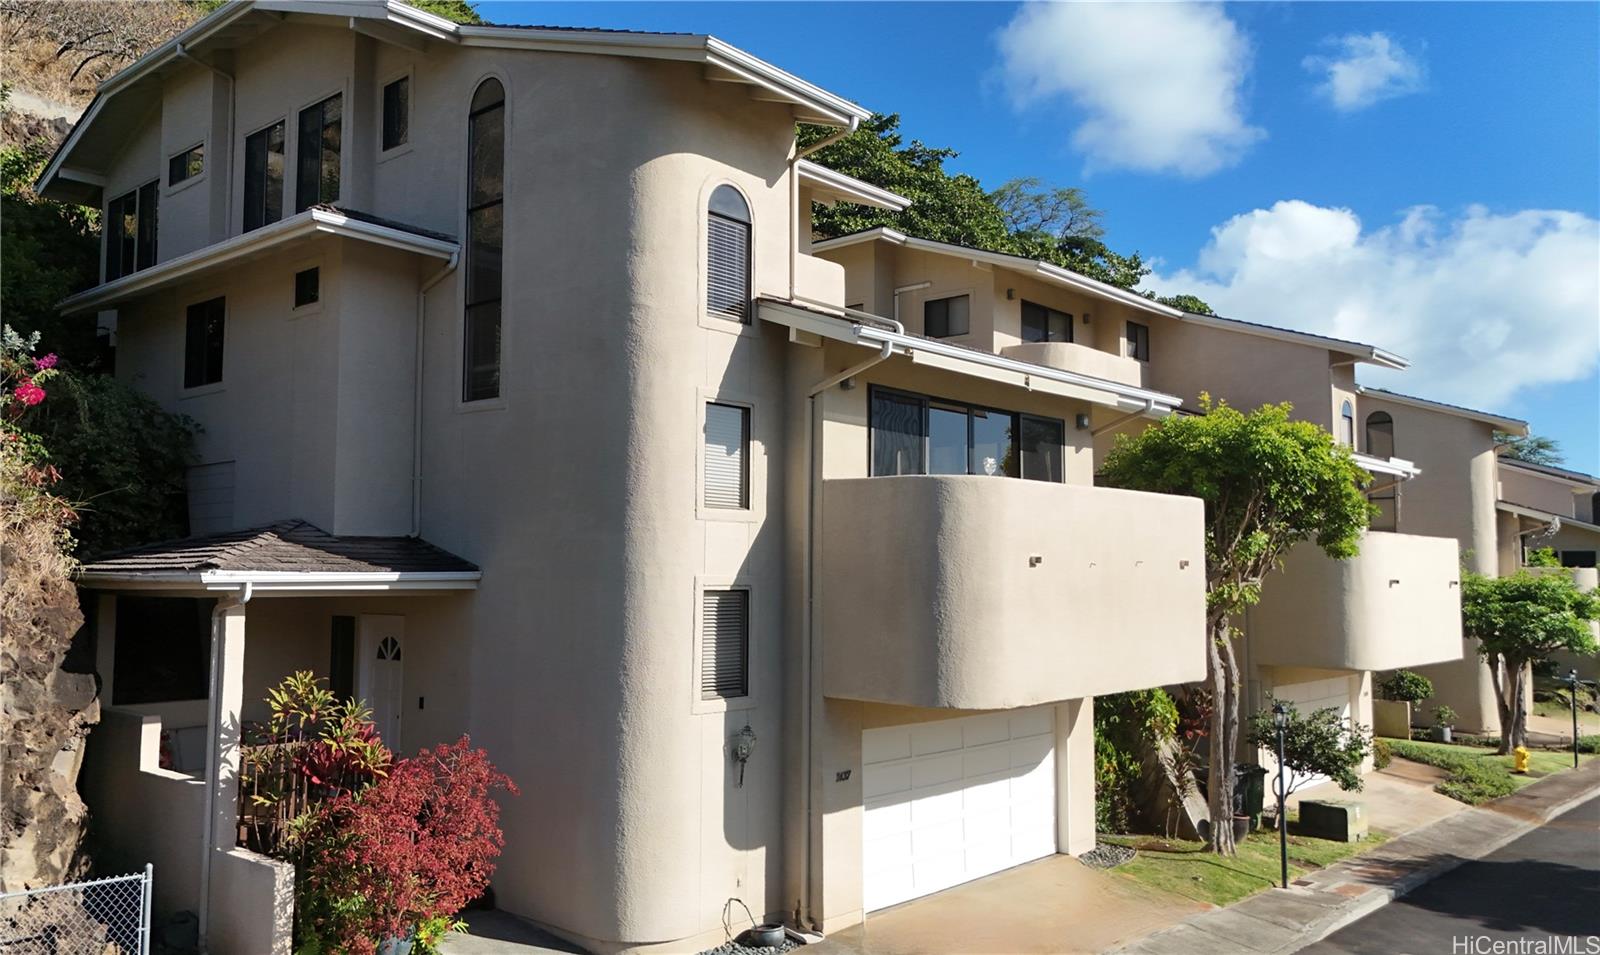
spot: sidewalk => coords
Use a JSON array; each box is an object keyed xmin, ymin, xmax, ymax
[{"xmin": 1110, "ymin": 759, "xmax": 1600, "ymax": 955}]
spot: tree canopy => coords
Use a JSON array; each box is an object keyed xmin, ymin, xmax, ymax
[{"xmin": 1494, "ymin": 430, "xmax": 1563, "ymax": 467}]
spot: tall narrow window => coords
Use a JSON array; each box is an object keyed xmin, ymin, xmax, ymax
[
  {"xmin": 463, "ymin": 78, "xmax": 505, "ymax": 402},
  {"xmin": 707, "ymin": 185, "xmax": 751, "ymax": 323},
  {"xmin": 382, "ymin": 77, "xmax": 410, "ymax": 151},
  {"xmin": 1340, "ymin": 400, "xmax": 1355, "ymax": 447},
  {"xmin": 296, "ymin": 94, "xmax": 342, "ymax": 212},
  {"xmin": 1021, "ymin": 300, "xmax": 1071, "ymax": 343},
  {"xmin": 184, "ymin": 297, "xmax": 226, "ymax": 388},
  {"xmin": 1365, "ymin": 411, "xmax": 1395, "ymax": 459},
  {"xmin": 104, "ymin": 181, "xmax": 158, "ymax": 280},
  {"xmin": 701, "ymin": 589, "xmax": 749, "ymax": 700},
  {"xmin": 924, "ymin": 295, "xmax": 970, "ymax": 338},
  {"xmin": 243, "ymin": 121, "xmax": 285, "ymax": 232},
  {"xmin": 329, "ymin": 616, "xmax": 356, "ymax": 702},
  {"xmin": 1126, "ymin": 321, "xmax": 1150, "ymax": 361},
  {"xmin": 704, "ymin": 402, "xmax": 750, "ymax": 509}
]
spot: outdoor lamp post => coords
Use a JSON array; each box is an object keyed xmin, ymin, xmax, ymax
[
  {"xmin": 1570, "ymin": 669, "xmax": 1581, "ymax": 770},
  {"xmin": 1272, "ymin": 702, "xmax": 1289, "ymax": 890}
]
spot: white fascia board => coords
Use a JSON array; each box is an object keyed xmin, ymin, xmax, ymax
[
  {"xmin": 1353, "ymin": 452, "xmax": 1422, "ymax": 480},
  {"xmin": 797, "ymin": 160, "xmax": 910, "ymax": 211},
  {"xmin": 77, "ymin": 569, "xmax": 479, "ymax": 592},
  {"xmin": 1496, "ymin": 502, "xmax": 1600, "ymax": 536},
  {"xmin": 1177, "ymin": 313, "xmax": 1409, "ymax": 370},
  {"xmin": 58, "ymin": 209, "xmax": 457, "ymax": 315},
  {"xmin": 1356, "ymin": 386, "xmax": 1528, "ymax": 433}
]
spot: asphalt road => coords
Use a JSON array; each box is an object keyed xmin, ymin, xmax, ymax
[{"xmin": 1301, "ymin": 791, "xmax": 1600, "ymax": 954}]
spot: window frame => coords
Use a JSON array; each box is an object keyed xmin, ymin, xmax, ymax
[
  {"xmin": 167, "ymin": 142, "xmax": 206, "ymax": 191},
  {"xmin": 293, "ymin": 266, "xmax": 321, "ymax": 310},
  {"xmin": 181, "ymin": 295, "xmax": 227, "ymax": 393},
  {"xmin": 923, "ymin": 294, "xmax": 971, "ymax": 339},
  {"xmin": 1340, "ymin": 400, "xmax": 1356, "ymax": 447},
  {"xmin": 692, "ymin": 578, "xmax": 756, "ymax": 714},
  {"xmin": 242, "ymin": 117, "xmax": 286, "ymax": 233},
  {"xmin": 705, "ymin": 182, "xmax": 754, "ymax": 327},
  {"xmin": 866, "ymin": 384, "xmax": 1066, "ymax": 483},
  {"xmin": 104, "ymin": 179, "xmax": 159, "ymax": 282},
  {"xmin": 294, "ymin": 90, "xmax": 345, "ymax": 214},
  {"xmin": 1021, "ymin": 299, "xmax": 1073, "ymax": 344},
  {"xmin": 379, "ymin": 71, "xmax": 413, "ymax": 157},
  {"xmin": 1126, "ymin": 321, "xmax": 1151, "ymax": 362},
  {"xmin": 460, "ymin": 76, "xmax": 507, "ymax": 406},
  {"xmin": 701, "ymin": 397, "xmax": 753, "ymax": 516}
]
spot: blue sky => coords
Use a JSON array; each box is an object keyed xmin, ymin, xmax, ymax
[{"xmin": 490, "ymin": 1, "xmax": 1599, "ymax": 470}]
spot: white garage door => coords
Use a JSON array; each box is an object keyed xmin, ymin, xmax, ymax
[
  {"xmin": 861, "ymin": 708, "xmax": 1056, "ymax": 912},
  {"xmin": 1273, "ymin": 676, "xmax": 1355, "ymax": 790}
]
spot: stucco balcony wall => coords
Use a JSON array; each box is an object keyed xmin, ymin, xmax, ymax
[
  {"xmin": 1252, "ymin": 531, "xmax": 1465, "ymax": 672},
  {"xmin": 820, "ymin": 476, "xmax": 1206, "ymax": 710},
  {"xmin": 1000, "ymin": 342, "xmax": 1147, "ymax": 388},
  {"xmin": 795, "ymin": 252, "xmax": 846, "ymax": 308}
]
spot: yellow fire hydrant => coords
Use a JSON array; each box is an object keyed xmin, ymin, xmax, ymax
[{"xmin": 1513, "ymin": 746, "xmax": 1530, "ymax": 774}]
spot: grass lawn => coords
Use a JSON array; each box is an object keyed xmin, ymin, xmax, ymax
[
  {"xmin": 1385, "ymin": 738, "xmax": 1594, "ymax": 804},
  {"xmin": 1100, "ymin": 826, "xmax": 1384, "ymax": 908}
]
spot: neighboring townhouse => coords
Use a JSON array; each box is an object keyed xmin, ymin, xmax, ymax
[
  {"xmin": 810, "ymin": 230, "xmax": 1466, "ymax": 778},
  {"xmin": 39, "ymin": 3, "xmax": 1209, "ymax": 952},
  {"xmin": 1496, "ymin": 457, "xmax": 1600, "ymax": 570}
]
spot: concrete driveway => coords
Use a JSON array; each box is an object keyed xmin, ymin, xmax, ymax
[{"xmin": 808, "ymin": 854, "xmax": 1208, "ymax": 955}]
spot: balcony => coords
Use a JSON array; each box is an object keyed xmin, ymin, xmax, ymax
[
  {"xmin": 794, "ymin": 253, "xmax": 846, "ymax": 308},
  {"xmin": 1250, "ymin": 532, "xmax": 1464, "ymax": 672},
  {"xmin": 819, "ymin": 476, "xmax": 1206, "ymax": 710},
  {"xmin": 1000, "ymin": 342, "xmax": 1147, "ymax": 389}
]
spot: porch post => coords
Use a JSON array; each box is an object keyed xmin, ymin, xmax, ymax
[
  {"xmin": 1056, "ymin": 697, "xmax": 1096, "ymax": 856},
  {"xmin": 199, "ymin": 597, "xmax": 247, "ymax": 951}
]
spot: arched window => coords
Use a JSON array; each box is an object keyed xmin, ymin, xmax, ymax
[
  {"xmin": 707, "ymin": 185, "xmax": 751, "ymax": 323},
  {"xmin": 1365, "ymin": 411, "xmax": 1395, "ymax": 459},
  {"xmin": 1339, "ymin": 400, "xmax": 1355, "ymax": 447},
  {"xmin": 463, "ymin": 79, "xmax": 504, "ymax": 402}
]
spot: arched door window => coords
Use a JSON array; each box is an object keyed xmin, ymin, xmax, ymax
[
  {"xmin": 464, "ymin": 78, "xmax": 504, "ymax": 402},
  {"xmin": 1339, "ymin": 400, "xmax": 1355, "ymax": 447},
  {"xmin": 707, "ymin": 185, "xmax": 751, "ymax": 323},
  {"xmin": 1365, "ymin": 411, "xmax": 1395, "ymax": 459}
]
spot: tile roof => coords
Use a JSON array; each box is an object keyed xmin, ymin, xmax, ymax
[{"xmin": 81, "ymin": 521, "xmax": 478, "ymax": 577}]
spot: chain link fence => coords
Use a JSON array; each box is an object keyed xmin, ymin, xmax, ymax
[{"xmin": 0, "ymin": 865, "xmax": 152, "ymax": 955}]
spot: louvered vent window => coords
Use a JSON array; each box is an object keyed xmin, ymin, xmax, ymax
[
  {"xmin": 704, "ymin": 402, "xmax": 749, "ymax": 509},
  {"xmin": 701, "ymin": 589, "xmax": 749, "ymax": 700},
  {"xmin": 707, "ymin": 185, "xmax": 751, "ymax": 323}
]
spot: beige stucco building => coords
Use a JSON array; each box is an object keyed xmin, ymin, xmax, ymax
[{"xmin": 41, "ymin": 3, "xmax": 1211, "ymax": 952}]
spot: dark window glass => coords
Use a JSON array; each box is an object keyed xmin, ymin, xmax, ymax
[
  {"xmin": 1370, "ymin": 489, "xmax": 1398, "ymax": 532},
  {"xmin": 112, "ymin": 596, "xmax": 212, "ymax": 705},
  {"xmin": 329, "ymin": 616, "xmax": 356, "ymax": 701},
  {"xmin": 924, "ymin": 295, "xmax": 970, "ymax": 338},
  {"xmin": 707, "ymin": 185, "xmax": 751, "ymax": 323},
  {"xmin": 184, "ymin": 297, "xmax": 226, "ymax": 388},
  {"xmin": 136, "ymin": 181, "xmax": 158, "ymax": 270},
  {"xmin": 928, "ymin": 404, "xmax": 968, "ymax": 475},
  {"xmin": 169, "ymin": 144, "xmax": 204, "ymax": 185},
  {"xmin": 104, "ymin": 190, "xmax": 129, "ymax": 280},
  {"xmin": 104, "ymin": 182, "xmax": 158, "ymax": 280},
  {"xmin": 1560, "ymin": 551, "xmax": 1597, "ymax": 569},
  {"xmin": 1020, "ymin": 414, "xmax": 1065, "ymax": 482},
  {"xmin": 464, "ymin": 79, "xmax": 505, "ymax": 402},
  {"xmin": 970, "ymin": 407, "xmax": 1016, "ymax": 477},
  {"xmin": 1021, "ymin": 301, "xmax": 1071, "ymax": 343},
  {"xmin": 294, "ymin": 267, "xmax": 320, "ymax": 308},
  {"xmin": 1126, "ymin": 321, "xmax": 1150, "ymax": 361},
  {"xmin": 243, "ymin": 121, "xmax": 285, "ymax": 232},
  {"xmin": 382, "ymin": 77, "xmax": 409, "ymax": 151},
  {"xmin": 1365, "ymin": 411, "xmax": 1395, "ymax": 459},
  {"xmin": 296, "ymin": 94, "xmax": 342, "ymax": 213},
  {"xmin": 870, "ymin": 390, "xmax": 925, "ymax": 476},
  {"xmin": 1340, "ymin": 401, "xmax": 1355, "ymax": 447}
]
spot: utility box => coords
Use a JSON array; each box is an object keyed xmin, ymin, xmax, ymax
[{"xmin": 1298, "ymin": 800, "xmax": 1368, "ymax": 842}]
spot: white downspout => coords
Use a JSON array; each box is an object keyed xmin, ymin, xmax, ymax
[
  {"xmin": 411, "ymin": 253, "xmax": 460, "ymax": 538},
  {"xmin": 198, "ymin": 583, "xmax": 251, "ymax": 953},
  {"xmin": 892, "ymin": 281, "xmax": 930, "ymax": 326},
  {"xmin": 175, "ymin": 43, "xmax": 234, "ymax": 236},
  {"xmin": 789, "ymin": 117, "xmax": 859, "ymax": 300},
  {"xmin": 799, "ymin": 338, "xmax": 893, "ymax": 930}
]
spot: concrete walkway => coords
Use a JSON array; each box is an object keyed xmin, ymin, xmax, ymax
[
  {"xmin": 1111, "ymin": 759, "xmax": 1600, "ymax": 955},
  {"xmin": 439, "ymin": 909, "xmax": 587, "ymax": 955}
]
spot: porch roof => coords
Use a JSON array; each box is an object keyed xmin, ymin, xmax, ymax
[{"xmin": 77, "ymin": 521, "xmax": 481, "ymax": 594}]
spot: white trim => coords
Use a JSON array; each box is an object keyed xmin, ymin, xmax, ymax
[
  {"xmin": 59, "ymin": 208, "xmax": 456, "ymax": 315},
  {"xmin": 1180, "ymin": 312, "xmax": 1409, "ymax": 370},
  {"xmin": 797, "ymin": 160, "xmax": 910, "ymax": 212},
  {"xmin": 1356, "ymin": 386, "xmax": 1529, "ymax": 433},
  {"xmin": 1352, "ymin": 452, "xmax": 1421, "ymax": 480},
  {"xmin": 77, "ymin": 569, "xmax": 481, "ymax": 593},
  {"xmin": 691, "ymin": 576, "xmax": 757, "ymax": 715},
  {"xmin": 1496, "ymin": 501, "xmax": 1600, "ymax": 535},
  {"xmin": 757, "ymin": 297, "xmax": 1182, "ymax": 415}
]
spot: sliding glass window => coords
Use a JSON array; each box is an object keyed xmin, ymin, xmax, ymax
[{"xmin": 868, "ymin": 386, "xmax": 1064, "ymax": 482}]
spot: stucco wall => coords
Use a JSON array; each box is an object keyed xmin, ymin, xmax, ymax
[
  {"xmin": 1499, "ymin": 465, "xmax": 1587, "ymax": 517},
  {"xmin": 1250, "ymin": 532, "xmax": 1465, "ymax": 672},
  {"xmin": 820, "ymin": 476, "xmax": 1207, "ymax": 708}
]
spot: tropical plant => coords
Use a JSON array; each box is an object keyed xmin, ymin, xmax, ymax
[
  {"xmin": 1378, "ymin": 669, "xmax": 1434, "ymax": 703},
  {"xmin": 1093, "ymin": 688, "xmax": 1179, "ymax": 833},
  {"xmin": 1247, "ymin": 699, "xmax": 1371, "ymax": 802},
  {"xmin": 1100, "ymin": 398, "xmax": 1372, "ymax": 854},
  {"xmin": 1431, "ymin": 705, "xmax": 1458, "ymax": 729},
  {"xmin": 1462, "ymin": 570, "xmax": 1600, "ymax": 753}
]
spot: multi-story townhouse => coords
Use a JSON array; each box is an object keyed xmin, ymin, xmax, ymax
[
  {"xmin": 39, "ymin": 3, "xmax": 1209, "ymax": 952},
  {"xmin": 810, "ymin": 230, "xmax": 1466, "ymax": 779}
]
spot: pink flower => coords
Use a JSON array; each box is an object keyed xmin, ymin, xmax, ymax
[
  {"xmin": 33, "ymin": 354, "xmax": 57, "ymax": 370},
  {"xmin": 13, "ymin": 381, "xmax": 46, "ymax": 406}
]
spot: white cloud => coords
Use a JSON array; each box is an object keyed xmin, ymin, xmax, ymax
[
  {"xmin": 1147, "ymin": 201, "xmax": 1600, "ymax": 407},
  {"xmin": 1304, "ymin": 32, "xmax": 1426, "ymax": 111},
  {"xmin": 995, "ymin": 2, "xmax": 1263, "ymax": 177}
]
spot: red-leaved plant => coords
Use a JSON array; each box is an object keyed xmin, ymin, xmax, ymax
[{"xmin": 298, "ymin": 737, "xmax": 518, "ymax": 954}]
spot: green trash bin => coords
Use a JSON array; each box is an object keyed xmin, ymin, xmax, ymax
[{"xmin": 1236, "ymin": 763, "xmax": 1267, "ymax": 829}]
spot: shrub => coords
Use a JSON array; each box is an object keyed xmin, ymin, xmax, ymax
[
  {"xmin": 1436, "ymin": 761, "xmax": 1517, "ymax": 805},
  {"xmin": 1378, "ymin": 670, "xmax": 1434, "ymax": 704},
  {"xmin": 1093, "ymin": 689, "xmax": 1180, "ymax": 833},
  {"xmin": 1372, "ymin": 738, "xmax": 1392, "ymax": 770},
  {"xmin": 1432, "ymin": 705, "xmax": 1458, "ymax": 728},
  {"xmin": 1246, "ymin": 698, "xmax": 1371, "ymax": 800},
  {"xmin": 1578, "ymin": 735, "xmax": 1600, "ymax": 755}
]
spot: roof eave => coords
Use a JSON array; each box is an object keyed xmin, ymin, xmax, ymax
[
  {"xmin": 1356, "ymin": 386, "xmax": 1529, "ymax": 434},
  {"xmin": 797, "ymin": 160, "xmax": 911, "ymax": 211}
]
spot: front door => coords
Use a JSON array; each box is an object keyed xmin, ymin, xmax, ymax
[{"xmin": 357, "ymin": 614, "xmax": 404, "ymax": 751}]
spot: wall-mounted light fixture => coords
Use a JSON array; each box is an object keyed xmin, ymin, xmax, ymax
[
  {"xmin": 732, "ymin": 724, "xmax": 757, "ymax": 788},
  {"xmin": 1075, "ymin": 413, "xmax": 1091, "ymax": 430},
  {"xmin": 1082, "ymin": 313, "xmax": 1092, "ymax": 324},
  {"xmin": 1006, "ymin": 288, "xmax": 1016, "ymax": 300}
]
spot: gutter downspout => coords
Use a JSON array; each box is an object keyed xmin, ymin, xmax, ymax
[
  {"xmin": 892, "ymin": 281, "xmax": 930, "ymax": 326},
  {"xmin": 411, "ymin": 253, "xmax": 460, "ymax": 537},
  {"xmin": 175, "ymin": 43, "xmax": 234, "ymax": 236},
  {"xmin": 789, "ymin": 117, "xmax": 859, "ymax": 300},
  {"xmin": 1090, "ymin": 401, "xmax": 1158, "ymax": 438},
  {"xmin": 198, "ymin": 583, "xmax": 252, "ymax": 953},
  {"xmin": 800, "ymin": 338, "xmax": 893, "ymax": 930}
]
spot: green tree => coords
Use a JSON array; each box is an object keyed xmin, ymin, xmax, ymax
[
  {"xmin": 1462, "ymin": 569, "xmax": 1600, "ymax": 753},
  {"xmin": 990, "ymin": 177, "xmax": 1104, "ymax": 242},
  {"xmin": 1377, "ymin": 669, "xmax": 1434, "ymax": 703},
  {"xmin": 1247, "ymin": 699, "xmax": 1371, "ymax": 802},
  {"xmin": 1494, "ymin": 430, "xmax": 1563, "ymax": 466},
  {"xmin": 1099, "ymin": 398, "xmax": 1372, "ymax": 854}
]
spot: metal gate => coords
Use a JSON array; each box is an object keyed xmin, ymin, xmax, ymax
[{"xmin": 0, "ymin": 865, "xmax": 152, "ymax": 954}]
